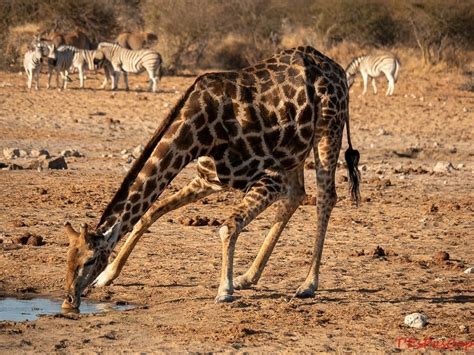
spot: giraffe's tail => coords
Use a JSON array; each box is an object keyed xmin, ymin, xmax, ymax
[{"xmin": 344, "ymin": 112, "xmax": 361, "ymax": 207}]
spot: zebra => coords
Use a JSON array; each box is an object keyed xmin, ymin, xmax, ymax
[
  {"xmin": 47, "ymin": 45, "xmax": 96, "ymax": 90},
  {"xmin": 346, "ymin": 54, "xmax": 401, "ymax": 96},
  {"xmin": 23, "ymin": 42, "xmax": 53, "ymax": 90},
  {"xmin": 94, "ymin": 42, "xmax": 162, "ymax": 92}
]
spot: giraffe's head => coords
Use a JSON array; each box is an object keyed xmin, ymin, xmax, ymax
[{"xmin": 62, "ymin": 221, "xmax": 121, "ymax": 309}]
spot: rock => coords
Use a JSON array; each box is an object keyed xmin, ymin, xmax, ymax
[
  {"xmin": 120, "ymin": 149, "xmax": 128, "ymax": 155},
  {"xmin": 433, "ymin": 161, "xmax": 455, "ymax": 173},
  {"xmin": 60, "ymin": 149, "xmax": 84, "ymax": 158},
  {"xmin": 459, "ymin": 325, "xmax": 469, "ymax": 333},
  {"xmin": 302, "ymin": 194, "xmax": 317, "ymax": 206},
  {"xmin": 464, "ymin": 267, "xmax": 474, "ymax": 274},
  {"xmin": 26, "ymin": 235, "xmax": 44, "ymax": 246},
  {"xmin": 456, "ymin": 163, "xmax": 465, "ymax": 169},
  {"xmin": 12, "ymin": 233, "xmax": 31, "ymax": 245},
  {"xmin": 404, "ymin": 313, "xmax": 428, "ymax": 329},
  {"xmin": 372, "ymin": 246, "xmax": 386, "ymax": 257},
  {"xmin": 30, "ymin": 149, "xmax": 50, "ymax": 158},
  {"xmin": 47, "ymin": 156, "xmax": 68, "ymax": 170},
  {"xmin": 433, "ymin": 251, "xmax": 449, "ymax": 263},
  {"xmin": 132, "ymin": 144, "xmax": 144, "ymax": 158},
  {"xmin": 392, "ymin": 148, "xmax": 421, "ymax": 158}
]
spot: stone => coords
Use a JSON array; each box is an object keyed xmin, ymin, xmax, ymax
[
  {"xmin": 61, "ymin": 149, "xmax": 84, "ymax": 158},
  {"xmin": 459, "ymin": 325, "xmax": 469, "ymax": 333},
  {"xmin": 372, "ymin": 246, "xmax": 386, "ymax": 257},
  {"xmin": 132, "ymin": 144, "xmax": 144, "ymax": 158},
  {"xmin": 47, "ymin": 156, "xmax": 68, "ymax": 170},
  {"xmin": 26, "ymin": 235, "xmax": 44, "ymax": 246},
  {"xmin": 433, "ymin": 161, "xmax": 455, "ymax": 173},
  {"xmin": 30, "ymin": 149, "xmax": 50, "ymax": 158},
  {"xmin": 12, "ymin": 233, "xmax": 30, "ymax": 245},
  {"xmin": 433, "ymin": 251, "xmax": 449, "ymax": 263},
  {"xmin": 464, "ymin": 267, "xmax": 474, "ymax": 274},
  {"xmin": 404, "ymin": 313, "xmax": 428, "ymax": 329}
]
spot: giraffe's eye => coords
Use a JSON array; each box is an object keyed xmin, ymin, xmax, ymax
[{"xmin": 84, "ymin": 257, "xmax": 96, "ymax": 267}]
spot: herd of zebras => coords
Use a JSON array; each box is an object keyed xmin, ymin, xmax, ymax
[{"xmin": 24, "ymin": 31, "xmax": 400, "ymax": 96}]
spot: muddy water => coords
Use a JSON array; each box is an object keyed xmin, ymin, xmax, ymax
[{"xmin": 0, "ymin": 297, "xmax": 134, "ymax": 322}]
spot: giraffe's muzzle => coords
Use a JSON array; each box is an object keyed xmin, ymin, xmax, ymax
[{"xmin": 62, "ymin": 293, "xmax": 80, "ymax": 309}]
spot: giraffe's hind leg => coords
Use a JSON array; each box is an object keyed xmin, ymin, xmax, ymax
[
  {"xmin": 216, "ymin": 173, "xmax": 286, "ymax": 303},
  {"xmin": 92, "ymin": 176, "xmax": 220, "ymax": 287},
  {"xmin": 233, "ymin": 168, "xmax": 305, "ymax": 290},
  {"xmin": 295, "ymin": 128, "xmax": 342, "ymax": 298}
]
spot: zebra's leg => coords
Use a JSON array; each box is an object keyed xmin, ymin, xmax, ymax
[
  {"xmin": 371, "ymin": 78, "xmax": 377, "ymax": 94},
  {"xmin": 47, "ymin": 67, "xmax": 52, "ymax": 89},
  {"xmin": 62, "ymin": 70, "xmax": 69, "ymax": 90},
  {"xmin": 113, "ymin": 71, "xmax": 120, "ymax": 91},
  {"xmin": 93, "ymin": 176, "xmax": 220, "ymax": 287},
  {"xmin": 123, "ymin": 72, "xmax": 129, "ymax": 91},
  {"xmin": 234, "ymin": 169, "xmax": 305, "ymax": 290},
  {"xmin": 78, "ymin": 66, "xmax": 84, "ymax": 88},
  {"xmin": 216, "ymin": 174, "xmax": 285, "ymax": 303},
  {"xmin": 361, "ymin": 72, "xmax": 369, "ymax": 95},
  {"xmin": 34, "ymin": 66, "xmax": 40, "ymax": 90},
  {"xmin": 386, "ymin": 75, "xmax": 395, "ymax": 96},
  {"xmin": 26, "ymin": 68, "xmax": 33, "ymax": 90}
]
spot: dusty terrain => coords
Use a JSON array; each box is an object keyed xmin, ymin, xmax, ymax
[{"xmin": 0, "ymin": 68, "xmax": 472, "ymax": 353}]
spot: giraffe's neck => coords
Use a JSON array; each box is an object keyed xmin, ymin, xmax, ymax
[{"xmin": 96, "ymin": 80, "xmax": 211, "ymax": 241}]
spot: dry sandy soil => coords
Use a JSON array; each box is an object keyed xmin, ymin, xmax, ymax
[{"xmin": 0, "ymin": 67, "xmax": 472, "ymax": 353}]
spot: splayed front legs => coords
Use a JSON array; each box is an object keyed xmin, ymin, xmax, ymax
[{"xmin": 93, "ymin": 176, "xmax": 220, "ymax": 287}]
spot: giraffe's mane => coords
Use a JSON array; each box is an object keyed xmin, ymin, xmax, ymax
[{"xmin": 97, "ymin": 79, "xmax": 200, "ymax": 229}]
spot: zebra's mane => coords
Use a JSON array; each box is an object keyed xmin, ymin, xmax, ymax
[
  {"xmin": 97, "ymin": 78, "xmax": 200, "ymax": 230},
  {"xmin": 345, "ymin": 55, "xmax": 366, "ymax": 75}
]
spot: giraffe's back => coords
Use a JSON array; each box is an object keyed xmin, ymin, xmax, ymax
[{"xmin": 173, "ymin": 47, "xmax": 348, "ymax": 191}]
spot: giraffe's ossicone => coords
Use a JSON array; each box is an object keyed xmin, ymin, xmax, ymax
[{"xmin": 62, "ymin": 46, "xmax": 360, "ymax": 309}]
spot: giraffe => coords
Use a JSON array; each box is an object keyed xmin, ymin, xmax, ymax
[{"xmin": 62, "ymin": 46, "xmax": 360, "ymax": 309}]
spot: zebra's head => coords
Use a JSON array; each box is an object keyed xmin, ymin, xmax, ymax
[
  {"xmin": 346, "ymin": 72, "xmax": 356, "ymax": 88},
  {"xmin": 93, "ymin": 49, "xmax": 106, "ymax": 70},
  {"xmin": 46, "ymin": 44, "xmax": 57, "ymax": 66}
]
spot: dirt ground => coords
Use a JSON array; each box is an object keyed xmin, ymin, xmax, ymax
[{"xmin": 0, "ymin": 67, "xmax": 472, "ymax": 353}]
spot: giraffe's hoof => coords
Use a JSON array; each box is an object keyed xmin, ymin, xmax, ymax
[
  {"xmin": 233, "ymin": 275, "xmax": 253, "ymax": 290},
  {"xmin": 295, "ymin": 287, "xmax": 315, "ymax": 299},
  {"xmin": 214, "ymin": 294, "xmax": 235, "ymax": 303}
]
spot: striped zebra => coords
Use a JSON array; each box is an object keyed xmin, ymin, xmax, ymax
[
  {"xmin": 346, "ymin": 54, "xmax": 401, "ymax": 96},
  {"xmin": 47, "ymin": 45, "xmax": 96, "ymax": 90},
  {"xmin": 23, "ymin": 42, "xmax": 53, "ymax": 90},
  {"xmin": 94, "ymin": 43, "xmax": 162, "ymax": 92}
]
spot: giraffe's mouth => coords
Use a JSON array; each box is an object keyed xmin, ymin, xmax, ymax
[{"xmin": 62, "ymin": 293, "xmax": 80, "ymax": 309}]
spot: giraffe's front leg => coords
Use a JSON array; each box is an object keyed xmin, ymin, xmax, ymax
[
  {"xmin": 93, "ymin": 176, "xmax": 219, "ymax": 287},
  {"xmin": 216, "ymin": 175, "xmax": 284, "ymax": 302}
]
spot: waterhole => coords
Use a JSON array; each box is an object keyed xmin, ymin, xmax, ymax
[{"xmin": 0, "ymin": 297, "xmax": 134, "ymax": 322}]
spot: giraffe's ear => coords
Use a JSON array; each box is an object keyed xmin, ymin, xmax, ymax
[{"xmin": 64, "ymin": 222, "xmax": 79, "ymax": 243}]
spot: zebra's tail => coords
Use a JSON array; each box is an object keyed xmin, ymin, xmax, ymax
[
  {"xmin": 393, "ymin": 56, "xmax": 401, "ymax": 83},
  {"xmin": 344, "ymin": 110, "xmax": 361, "ymax": 207}
]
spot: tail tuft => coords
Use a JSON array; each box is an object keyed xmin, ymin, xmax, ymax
[{"xmin": 345, "ymin": 147, "xmax": 361, "ymax": 206}]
